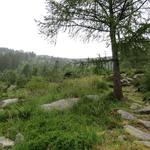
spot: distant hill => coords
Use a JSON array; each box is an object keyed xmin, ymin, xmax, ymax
[
  {"xmin": 0, "ymin": 47, "xmax": 87, "ymax": 72},
  {"xmin": 0, "ymin": 47, "xmax": 36, "ymax": 71}
]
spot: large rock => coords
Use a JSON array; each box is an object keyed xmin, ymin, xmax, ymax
[
  {"xmin": 138, "ymin": 119, "xmax": 150, "ymax": 128},
  {"xmin": 84, "ymin": 95, "xmax": 99, "ymax": 101},
  {"xmin": 0, "ymin": 98, "xmax": 18, "ymax": 108},
  {"xmin": 41, "ymin": 98, "xmax": 80, "ymax": 111},
  {"xmin": 135, "ymin": 106, "xmax": 150, "ymax": 114},
  {"xmin": 0, "ymin": 136, "xmax": 14, "ymax": 148},
  {"xmin": 124, "ymin": 125, "xmax": 150, "ymax": 140},
  {"xmin": 117, "ymin": 110, "xmax": 136, "ymax": 120}
]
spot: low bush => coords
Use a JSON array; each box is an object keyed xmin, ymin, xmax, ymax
[
  {"xmin": 16, "ymin": 75, "xmax": 28, "ymax": 88},
  {"xmin": 0, "ymin": 75, "xmax": 122, "ymax": 150},
  {"xmin": 143, "ymin": 92, "xmax": 150, "ymax": 102},
  {"xmin": 60, "ymin": 75, "xmax": 108, "ymax": 97},
  {"xmin": 141, "ymin": 70, "xmax": 150, "ymax": 92},
  {"xmin": 25, "ymin": 76, "xmax": 49, "ymax": 95},
  {"xmin": 0, "ymin": 81, "xmax": 8, "ymax": 93},
  {"xmin": 134, "ymin": 70, "xmax": 150, "ymax": 92},
  {"xmin": 11, "ymin": 110, "xmax": 99, "ymax": 150}
]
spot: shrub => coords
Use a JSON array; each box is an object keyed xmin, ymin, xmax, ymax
[
  {"xmin": 0, "ymin": 103, "xmax": 35, "ymax": 122},
  {"xmin": 1, "ymin": 70, "xmax": 17, "ymax": 85},
  {"xmin": 0, "ymin": 81, "xmax": 8, "ymax": 93},
  {"xmin": 136, "ymin": 70, "xmax": 150, "ymax": 92},
  {"xmin": 141, "ymin": 71, "xmax": 150, "ymax": 92},
  {"xmin": 16, "ymin": 75, "xmax": 28, "ymax": 88},
  {"xmin": 11, "ymin": 110, "xmax": 99, "ymax": 150},
  {"xmin": 72, "ymin": 93, "xmax": 120, "ymax": 127},
  {"xmin": 134, "ymin": 69, "xmax": 144, "ymax": 74},
  {"xmin": 25, "ymin": 76, "xmax": 49, "ymax": 95},
  {"xmin": 143, "ymin": 92, "xmax": 150, "ymax": 102},
  {"xmin": 60, "ymin": 75, "xmax": 108, "ymax": 97}
]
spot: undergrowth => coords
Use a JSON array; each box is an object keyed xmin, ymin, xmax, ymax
[{"xmin": 0, "ymin": 75, "xmax": 124, "ymax": 150}]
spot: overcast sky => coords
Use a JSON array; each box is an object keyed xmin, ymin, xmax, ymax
[{"xmin": 0, "ymin": 0, "xmax": 111, "ymax": 58}]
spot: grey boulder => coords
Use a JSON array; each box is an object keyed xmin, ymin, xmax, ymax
[
  {"xmin": 41, "ymin": 98, "xmax": 80, "ymax": 111},
  {"xmin": 0, "ymin": 98, "xmax": 18, "ymax": 108},
  {"xmin": 124, "ymin": 125, "xmax": 150, "ymax": 140},
  {"xmin": 117, "ymin": 110, "xmax": 136, "ymax": 120},
  {"xmin": 138, "ymin": 119, "xmax": 150, "ymax": 128},
  {"xmin": 0, "ymin": 136, "xmax": 14, "ymax": 148},
  {"xmin": 130, "ymin": 103, "xmax": 142, "ymax": 110}
]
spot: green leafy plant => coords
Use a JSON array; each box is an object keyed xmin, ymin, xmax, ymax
[{"xmin": 25, "ymin": 76, "xmax": 49, "ymax": 95}]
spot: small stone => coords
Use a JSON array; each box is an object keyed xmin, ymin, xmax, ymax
[
  {"xmin": 134, "ymin": 141, "xmax": 150, "ymax": 148},
  {"xmin": 130, "ymin": 103, "xmax": 142, "ymax": 110},
  {"xmin": 126, "ymin": 77, "xmax": 133, "ymax": 82},
  {"xmin": 124, "ymin": 125, "xmax": 150, "ymax": 140},
  {"xmin": 117, "ymin": 110, "xmax": 136, "ymax": 120},
  {"xmin": 138, "ymin": 119, "xmax": 150, "ymax": 128},
  {"xmin": 15, "ymin": 133, "xmax": 24, "ymax": 144},
  {"xmin": 118, "ymin": 135, "xmax": 126, "ymax": 141},
  {"xmin": 84, "ymin": 95, "xmax": 99, "ymax": 101},
  {"xmin": 133, "ymin": 74, "xmax": 144, "ymax": 79},
  {"xmin": 121, "ymin": 79, "xmax": 130, "ymax": 86}
]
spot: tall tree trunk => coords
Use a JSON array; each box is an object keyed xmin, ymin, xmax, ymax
[{"xmin": 110, "ymin": 27, "xmax": 123, "ymax": 100}]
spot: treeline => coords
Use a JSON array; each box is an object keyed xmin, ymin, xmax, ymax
[
  {"xmin": 0, "ymin": 47, "xmax": 36, "ymax": 71},
  {"xmin": 0, "ymin": 48, "xmax": 110, "ymax": 91},
  {"xmin": 0, "ymin": 48, "xmax": 88, "ymax": 89},
  {"xmin": 0, "ymin": 46, "xmax": 149, "ymax": 90}
]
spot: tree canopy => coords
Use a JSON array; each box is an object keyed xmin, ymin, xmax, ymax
[
  {"xmin": 38, "ymin": 0, "xmax": 150, "ymax": 100},
  {"xmin": 38, "ymin": 0, "xmax": 149, "ymax": 42}
]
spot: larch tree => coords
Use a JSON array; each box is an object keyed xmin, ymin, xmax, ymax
[{"xmin": 37, "ymin": 0, "xmax": 150, "ymax": 100}]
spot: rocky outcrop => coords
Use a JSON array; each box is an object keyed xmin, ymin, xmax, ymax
[
  {"xmin": 41, "ymin": 98, "xmax": 80, "ymax": 111},
  {"xmin": 124, "ymin": 125, "xmax": 150, "ymax": 140},
  {"xmin": 135, "ymin": 106, "xmax": 150, "ymax": 114},
  {"xmin": 130, "ymin": 103, "xmax": 142, "ymax": 110},
  {"xmin": 138, "ymin": 119, "xmax": 150, "ymax": 128},
  {"xmin": 117, "ymin": 110, "xmax": 136, "ymax": 120}
]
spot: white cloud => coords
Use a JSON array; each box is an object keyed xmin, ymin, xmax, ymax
[{"xmin": 0, "ymin": 0, "xmax": 111, "ymax": 58}]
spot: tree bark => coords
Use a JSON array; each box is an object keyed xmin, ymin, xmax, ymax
[{"xmin": 110, "ymin": 26, "xmax": 123, "ymax": 100}]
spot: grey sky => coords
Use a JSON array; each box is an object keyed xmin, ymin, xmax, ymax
[{"xmin": 0, "ymin": 0, "xmax": 111, "ymax": 58}]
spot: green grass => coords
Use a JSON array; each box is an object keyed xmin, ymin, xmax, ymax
[{"xmin": 0, "ymin": 75, "xmax": 125, "ymax": 150}]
